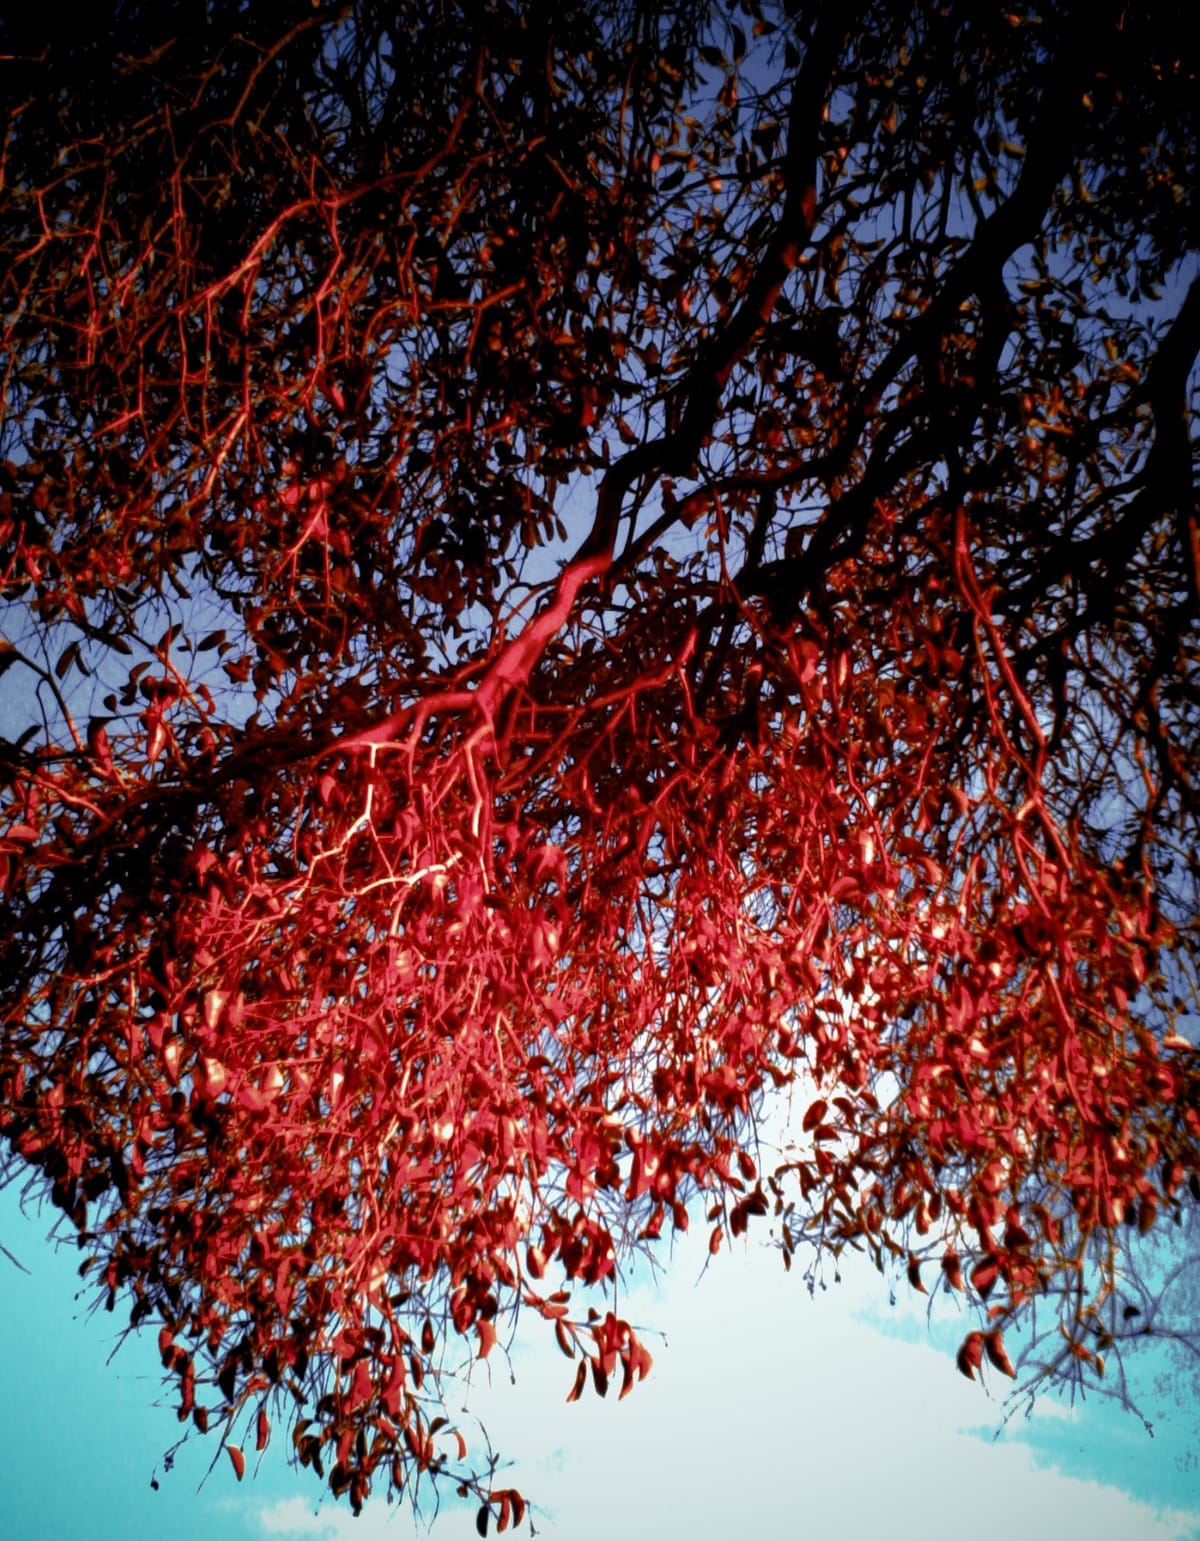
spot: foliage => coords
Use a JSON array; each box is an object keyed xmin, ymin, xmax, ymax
[{"xmin": 1, "ymin": 0, "xmax": 1199, "ymax": 1521}]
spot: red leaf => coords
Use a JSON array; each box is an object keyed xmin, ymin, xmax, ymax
[
  {"xmin": 957, "ymin": 1332, "xmax": 983, "ymax": 1380},
  {"xmin": 970, "ymin": 1256, "xmax": 1000, "ymax": 1300},
  {"xmin": 983, "ymin": 1328, "xmax": 1016, "ymax": 1379},
  {"xmin": 227, "ymin": 1444, "xmax": 246, "ymax": 1481},
  {"xmin": 566, "ymin": 1359, "xmax": 587, "ymax": 1403}
]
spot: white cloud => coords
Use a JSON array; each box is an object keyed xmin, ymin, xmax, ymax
[
  {"xmin": 243, "ymin": 1225, "xmax": 1200, "ymax": 1541},
  {"xmin": 1019, "ymin": 1393, "xmax": 1078, "ymax": 1422},
  {"xmin": 257, "ymin": 1494, "xmax": 417, "ymax": 1540},
  {"xmin": 258, "ymin": 1498, "xmax": 340, "ymax": 1536}
]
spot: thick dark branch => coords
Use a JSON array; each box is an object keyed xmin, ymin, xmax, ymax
[
  {"xmin": 735, "ymin": 27, "xmax": 1102, "ymax": 615},
  {"xmin": 1142, "ymin": 272, "xmax": 1200, "ymax": 608},
  {"xmin": 575, "ymin": 5, "xmax": 860, "ymax": 566}
]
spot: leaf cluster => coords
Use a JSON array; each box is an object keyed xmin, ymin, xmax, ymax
[{"xmin": 1, "ymin": 0, "xmax": 1199, "ymax": 1520}]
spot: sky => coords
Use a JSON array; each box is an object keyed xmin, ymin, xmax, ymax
[{"xmin": 2, "ymin": 1175, "xmax": 1199, "ymax": 1541}]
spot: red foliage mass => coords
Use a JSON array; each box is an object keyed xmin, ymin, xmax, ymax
[{"xmin": 1, "ymin": 0, "xmax": 1198, "ymax": 1522}]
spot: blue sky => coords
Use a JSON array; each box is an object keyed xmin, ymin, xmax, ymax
[{"xmin": 3, "ymin": 1176, "xmax": 1198, "ymax": 1541}]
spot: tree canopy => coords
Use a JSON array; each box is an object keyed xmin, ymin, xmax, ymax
[{"xmin": 1, "ymin": 0, "xmax": 1199, "ymax": 1523}]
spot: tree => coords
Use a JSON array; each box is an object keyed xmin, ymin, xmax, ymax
[{"xmin": 1, "ymin": 0, "xmax": 1198, "ymax": 1522}]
